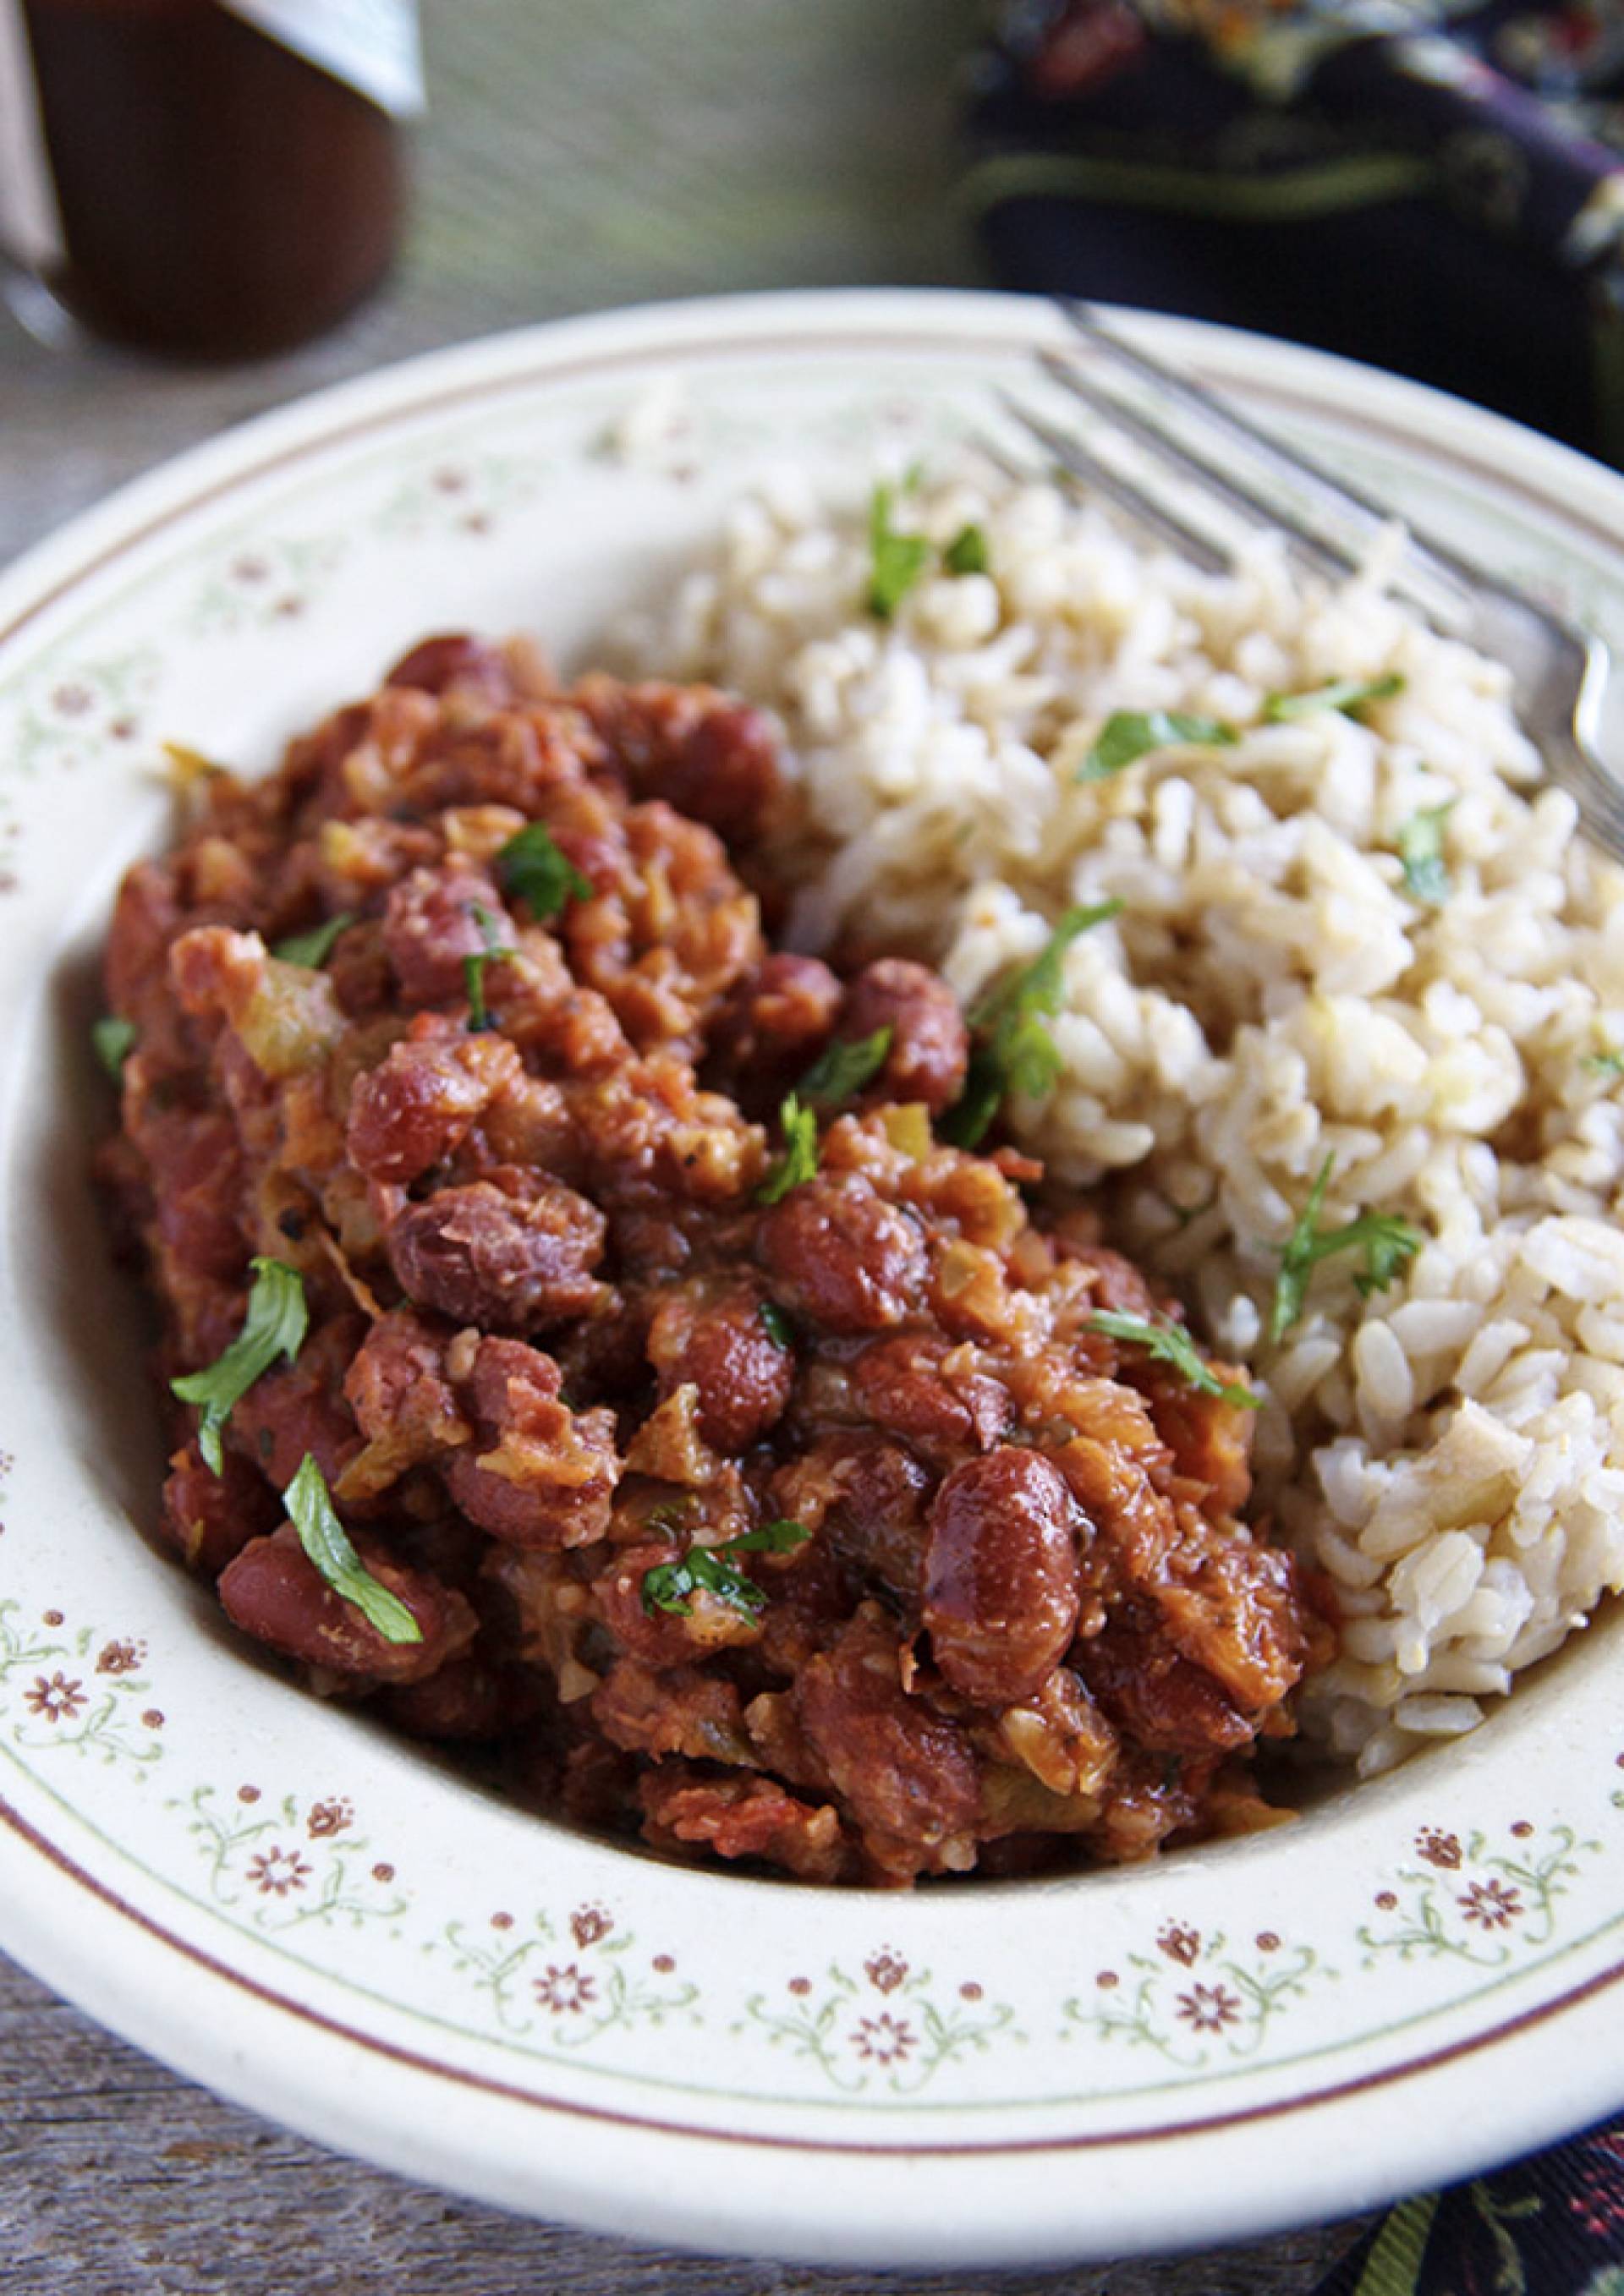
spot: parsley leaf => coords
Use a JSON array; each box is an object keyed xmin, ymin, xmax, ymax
[
  {"xmin": 92, "ymin": 1015, "xmax": 137, "ymax": 1080},
  {"xmin": 759, "ymin": 1300, "xmax": 795, "ymax": 1350},
  {"xmin": 283, "ymin": 1453, "xmax": 422, "ymax": 1645},
  {"xmin": 463, "ymin": 901, "xmax": 514, "ymax": 1033},
  {"xmin": 497, "ymin": 820, "xmax": 593, "ymax": 919},
  {"xmin": 171, "ymin": 1257, "xmax": 309, "ymax": 1474},
  {"xmin": 943, "ymin": 523, "xmax": 990, "ymax": 577},
  {"xmin": 1086, "ymin": 1310, "xmax": 1261, "ymax": 1411},
  {"xmin": 1584, "ymin": 1045, "xmax": 1624, "ymax": 1078},
  {"xmin": 272, "ymin": 912, "xmax": 355, "ymax": 969},
  {"xmin": 756, "ymin": 1093, "xmax": 820, "ymax": 1204},
  {"xmin": 1396, "ymin": 802, "xmax": 1456, "ymax": 904},
  {"xmin": 1269, "ymin": 1155, "xmax": 1424, "ymax": 1343},
  {"xmin": 641, "ymin": 1519, "xmax": 811, "ymax": 1619},
  {"xmin": 1078, "ymin": 710, "xmax": 1237, "ymax": 784},
  {"xmin": 798, "ymin": 1025, "xmax": 894, "ymax": 1107},
  {"xmin": 942, "ymin": 900, "xmax": 1122, "ymax": 1148},
  {"xmin": 865, "ymin": 483, "xmax": 932, "ymax": 621},
  {"xmin": 1264, "ymin": 672, "xmax": 1404, "ymax": 722}
]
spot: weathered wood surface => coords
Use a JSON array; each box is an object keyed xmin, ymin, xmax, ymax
[
  {"xmin": 0, "ymin": 3, "xmax": 1372, "ymax": 2284},
  {"xmin": 0, "ymin": 1954, "xmax": 1364, "ymax": 2292}
]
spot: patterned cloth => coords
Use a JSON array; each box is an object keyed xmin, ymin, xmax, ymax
[
  {"xmin": 963, "ymin": 0, "xmax": 1624, "ymax": 461},
  {"xmin": 1315, "ymin": 2120, "xmax": 1624, "ymax": 2293},
  {"xmin": 967, "ymin": 6, "xmax": 1624, "ymax": 2272}
]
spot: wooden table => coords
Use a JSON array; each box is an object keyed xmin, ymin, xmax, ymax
[{"xmin": 0, "ymin": 6, "xmax": 1369, "ymax": 2286}]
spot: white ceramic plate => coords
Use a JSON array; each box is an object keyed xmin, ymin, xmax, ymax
[{"xmin": 3, "ymin": 289, "xmax": 1623, "ymax": 2271}]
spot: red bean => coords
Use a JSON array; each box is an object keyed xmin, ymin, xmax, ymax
[
  {"xmin": 1074, "ymin": 1619, "xmax": 1257, "ymax": 1755},
  {"xmin": 382, "ymin": 860, "xmax": 514, "ymax": 1008},
  {"xmin": 384, "ymin": 1654, "xmax": 545, "ymax": 1740},
  {"xmin": 387, "ymin": 1172, "xmax": 607, "ymax": 1332},
  {"xmin": 217, "ymin": 1522, "xmax": 477, "ymax": 1685},
  {"xmin": 343, "ymin": 1308, "xmax": 469, "ymax": 1452},
  {"xmin": 709, "ymin": 953, "xmax": 842, "ymax": 1096},
  {"xmin": 922, "ymin": 1449, "xmax": 1083, "ymax": 1707},
  {"xmin": 384, "ymin": 633, "xmax": 515, "ymax": 702},
  {"xmin": 347, "ymin": 1023, "xmax": 522, "ymax": 1186},
  {"xmin": 839, "ymin": 957, "xmax": 968, "ymax": 1115},
  {"xmin": 793, "ymin": 1609, "xmax": 980, "ymax": 1881},
  {"xmin": 755, "ymin": 1175, "xmax": 925, "ymax": 1335},
  {"xmin": 159, "ymin": 1441, "xmax": 280, "ymax": 1577},
  {"xmin": 852, "ymin": 1334, "xmax": 1012, "ymax": 1464},
  {"xmin": 444, "ymin": 1335, "xmax": 620, "ymax": 1547},
  {"xmin": 815, "ymin": 1436, "xmax": 933, "ymax": 1608},
  {"xmin": 576, "ymin": 676, "xmax": 783, "ymax": 845},
  {"xmin": 231, "ymin": 1317, "xmax": 365, "ymax": 1491},
  {"xmin": 645, "ymin": 1278, "xmax": 793, "ymax": 1450}
]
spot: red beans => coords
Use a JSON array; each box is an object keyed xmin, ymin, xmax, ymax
[
  {"xmin": 343, "ymin": 1308, "xmax": 469, "ymax": 1453},
  {"xmin": 217, "ymin": 1522, "xmax": 477, "ymax": 1685},
  {"xmin": 387, "ymin": 1171, "xmax": 607, "ymax": 1332},
  {"xmin": 444, "ymin": 1335, "xmax": 620, "ymax": 1547},
  {"xmin": 645, "ymin": 1278, "xmax": 793, "ymax": 1450},
  {"xmin": 384, "ymin": 633, "xmax": 515, "ymax": 702},
  {"xmin": 1074, "ymin": 1619, "xmax": 1257, "ymax": 1756},
  {"xmin": 923, "ymin": 1449, "xmax": 1083, "ymax": 1706},
  {"xmin": 793, "ymin": 1608, "xmax": 979, "ymax": 1881},
  {"xmin": 231, "ymin": 1316, "xmax": 365, "ymax": 1491},
  {"xmin": 852, "ymin": 1334, "xmax": 1012, "ymax": 1465},
  {"xmin": 709, "ymin": 952, "xmax": 843, "ymax": 1108},
  {"xmin": 577, "ymin": 675, "xmax": 783, "ymax": 846},
  {"xmin": 347, "ymin": 1024, "xmax": 522, "ymax": 1186},
  {"xmin": 105, "ymin": 640, "xmax": 1320, "ymax": 1890},
  {"xmin": 159, "ymin": 1442, "xmax": 280, "ymax": 1577},
  {"xmin": 382, "ymin": 860, "xmax": 514, "ymax": 1008},
  {"xmin": 756, "ymin": 1175, "xmax": 925, "ymax": 1335},
  {"xmin": 839, "ymin": 957, "xmax": 968, "ymax": 1115}
]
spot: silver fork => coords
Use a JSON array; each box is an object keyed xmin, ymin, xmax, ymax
[{"xmin": 992, "ymin": 299, "xmax": 1624, "ymax": 860}]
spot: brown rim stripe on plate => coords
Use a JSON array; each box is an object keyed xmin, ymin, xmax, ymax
[
  {"xmin": 8, "ymin": 315, "xmax": 1624, "ymax": 2165},
  {"xmin": 5, "ymin": 1785, "xmax": 1623, "ymax": 2157},
  {"xmin": 0, "ymin": 321, "xmax": 1620, "ymax": 660}
]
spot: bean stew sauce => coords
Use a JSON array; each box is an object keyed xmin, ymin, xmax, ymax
[{"xmin": 97, "ymin": 637, "xmax": 1328, "ymax": 1886}]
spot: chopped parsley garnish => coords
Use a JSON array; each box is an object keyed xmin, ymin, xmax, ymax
[
  {"xmin": 943, "ymin": 523, "xmax": 990, "ymax": 577},
  {"xmin": 1086, "ymin": 1310, "xmax": 1261, "ymax": 1411},
  {"xmin": 1396, "ymin": 801, "xmax": 1456, "ymax": 904},
  {"xmin": 759, "ymin": 1300, "xmax": 795, "ymax": 1350},
  {"xmin": 865, "ymin": 482, "xmax": 932, "ymax": 621},
  {"xmin": 272, "ymin": 911, "xmax": 355, "ymax": 969},
  {"xmin": 497, "ymin": 820, "xmax": 593, "ymax": 919},
  {"xmin": 798, "ymin": 1025, "xmax": 893, "ymax": 1107},
  {"xmin": 1078, "ymin": 710, "xmax": 1236, "ymax": 784},
  {"xmin": 463, "ymin": 901, "xmax": 513, "ymax": 1033},
  {"xmin": 1268, "ymin": 1156, "xmax": 1424, "ymax": 1343},
  {"xmin": 171, "ymin": 1257, "xmax": 308, "ymax": 1474},
  {"xmin": 92, "ymin": 1016, "xmax": 137, "ymax": 1080},
  {"xmin": 756, "ymin": 1093, "xmax": 820, "ymax": 1204},
  {"xmin": 641, "ymin": 1519, "xmax": 811, "ymax": 1619},
  {"xmin": 943, "ymin": 900, "xmax": 1122, "ymax": 1149},
  {"xmin": 1584, "ymin": 1045, "xmax": 1624, "ymax": 1078},
  {"xmin": 283, "ymin": 1453, "xmax": 422, "ymax": 1645},
  {"xmin": 1264, "ymin": 672, "xmax": 1405, "ymax": 722}
]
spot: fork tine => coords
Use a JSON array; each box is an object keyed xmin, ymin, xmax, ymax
[
  {"xmin": 1058, "ymin": 300, "xmax": 1484, "ymax": 615},
  {"xmin": 1038, "ymin": 348, "xmax": 1360, "ymax": 588},
  {"xmin": 993, "ymin": 390, "xmax": 1231, "ymax": 573}
]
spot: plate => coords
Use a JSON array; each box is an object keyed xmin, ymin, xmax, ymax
[{"xmin": 2, "ymin": 288, "xmax": 1622, "ymax": 2270}]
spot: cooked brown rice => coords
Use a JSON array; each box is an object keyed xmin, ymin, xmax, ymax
[{"xmin": 619, "ymin": 457, "xmax": 1624, "ymax": 1774}]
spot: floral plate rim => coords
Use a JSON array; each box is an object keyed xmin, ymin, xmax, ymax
[{"xmin": 3, "ymin": 287, "xmax": 1624, "ymax": 2268}]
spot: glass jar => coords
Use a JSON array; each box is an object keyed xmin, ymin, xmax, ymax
[{"xmin": 3, "ymin": 0, "xmax": 422, "ymax": 360}]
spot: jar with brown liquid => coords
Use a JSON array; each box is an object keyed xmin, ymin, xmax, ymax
[{"xmin": 1, "ymin": 0, "xmax": 421, "ymax": 360}]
